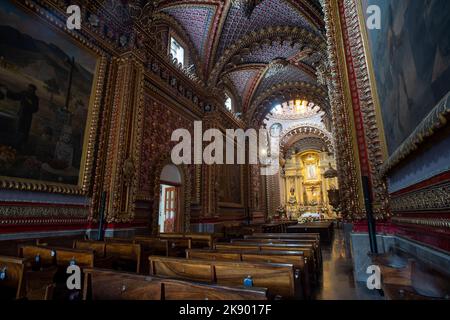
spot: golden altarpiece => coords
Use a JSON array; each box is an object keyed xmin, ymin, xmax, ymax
[{"xmin": 281, "ymin": 150, "xmax": 338, "ymax": 220}]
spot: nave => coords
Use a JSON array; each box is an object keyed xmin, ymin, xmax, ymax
[
  {"xmin": 2, "ymin": 223, "xmax": 448, "ymax": 301},
  {"xmin": 0, "ymin": 0, "xmax": 449, "ymax": 302}
]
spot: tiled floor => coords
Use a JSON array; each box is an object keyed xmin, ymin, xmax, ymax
[{"xmin": 314, "ymin": 228, "xmax": 383, "ymax": 300}]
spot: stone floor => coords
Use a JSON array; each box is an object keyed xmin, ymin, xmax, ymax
[{"xmin": 314, "ymin": 228, "xmax": 384, "ymax": 300}]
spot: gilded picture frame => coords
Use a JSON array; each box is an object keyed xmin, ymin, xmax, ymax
[{"xmin": 0, "ymin": 0, "xmax": 107, "ymax": 195}]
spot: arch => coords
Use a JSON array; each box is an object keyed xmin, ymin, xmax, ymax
[
  {"xmin": 208, "ymin": 26, "xmax": 326, "ymax": 87},
  {"xmin": 152, "ymin": 158, "xmax": 191, "ymax": 235},
  {"xmin": 247, "ymin": 81, "xmax": 330, "ymax": 126},
  {"xmin": 160, "ymin": 164, "xmax": 182, "ymax": 184},
  {"xmin": 279, "ymin": 123, "xmax": 334, "ymax": 157},
  {"xmin": 153, "ymin": 12, "xmax": 205, "ymax": 80}
]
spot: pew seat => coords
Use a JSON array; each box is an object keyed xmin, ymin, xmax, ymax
[{"xmin": 83, "ymin": 268, "xmax": 268, "ymax": 300}]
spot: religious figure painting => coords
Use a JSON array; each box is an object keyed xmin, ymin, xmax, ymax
[{"xmin": 0, "ymin": 1, "xmax": 98, "ymax": 187}]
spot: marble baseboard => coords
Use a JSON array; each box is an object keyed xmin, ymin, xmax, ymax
[
  {"xmin": 350, "ymin": 232, "xmax": 450, "ymax": 282},
  {"xmin": 0, "ymin": 229, "xmax": 86, "ymax": 241}
]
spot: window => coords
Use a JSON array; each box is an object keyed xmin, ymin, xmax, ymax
[
  {"xmin": 170, "ymin": 36, "xmax": 185, "ymax": 67},
  {"xmin": 225, "ymin": 95, "xmax": 233, "ymax": 111}
]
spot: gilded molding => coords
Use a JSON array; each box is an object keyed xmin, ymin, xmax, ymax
[
  {"xmin": 340, "ymin": 0, "xmax": 390, "ymax": 219},
  {"xmin": 0, "ymin": 1, "xmax": 108, "ymax": 196},
  {"xmin": 381, "ymin": 91, "xmax": 450, "ymax": 176},
  {"xmin": 323, "ymin": 0, "xmax": 363, "ymax": 219},
  {"xmin": 392, "ymin": 217, "xmax": 450, "ymax": 230},
  {"xmin": 390, "ymin": 181, "xmax": 450, "ymax": 213},
  {"xmin": 0, "ymin": 205, "xmax": 88, "ymax": 219}
]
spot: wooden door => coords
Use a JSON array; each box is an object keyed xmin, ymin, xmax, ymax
[{"xmin": 164, "ymin": 187, "xmax": 177, "ymax": 232}]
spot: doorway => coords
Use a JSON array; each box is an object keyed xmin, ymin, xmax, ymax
[{"xmin": 158, "ymin": 164, "xmax": 182, "ymax": 233}]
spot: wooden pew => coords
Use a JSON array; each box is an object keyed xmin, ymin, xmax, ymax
[
  {"xmin": 104, "ymin": 242, "xmax": 141, "ymax": 273},
  {"xmin": 73, "ymin": 240, "xmax": 141, "ymax": 273},
  {"xmin": 135, "ymin": 236, "xmax": 191, "ymax": 257},
  {"xmin": 186, "ymin": 249, "xmax": 312, "ymax": 298},
  {"xmin": 73, "ymin": 240, "xmax": 106, "ymax": 258},
  {"xmin": 231, "ymin": 238, "xmax": 322, "ymax": 267},
  {"xmin": 247, "ymin": 233, "xmax": 320, "ymax": 241},
  {"xmin": 158, "ymin": 233, "xmax": 216, "ymax": 249},
  {"xmin": 149, "ymin": 256, "xmax": 297, "ymax": 299},
  {"xmin": 214, "ymin": 243, "xmax": 318, "ymax": 282},
  {"xmin": 20, "ymin": 245, "xmax": 94, "ymax": 268},
  {"xmin": 83, "ymin": 268, "xmax": 268, "ymax": 300},
  {"xmin": 0, "ymin": 256, "xmax": 27, "ymax": 300},
  {"xmin": 19, "ymin": 245, "xmax": 94, "ymax": 300},
  {"xmin": 163, "ymin": 278, "xmax": 268, "ymax": 300}
]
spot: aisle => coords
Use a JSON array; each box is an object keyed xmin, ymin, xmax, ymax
[{"xmin": 314, "ymin": 228, "xmax": 383, "ymax": 300}]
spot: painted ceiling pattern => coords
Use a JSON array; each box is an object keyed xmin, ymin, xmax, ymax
[
  {"xmin": 242, "ymin": 42, "xmax": 302, "ymax": 64},
  {"xmin": 216, "ymin": 0, "xmax": 318, "ymax": 60},
  {"xmin": 226, "ymin": 68, "xmax": 260, "ymax": 100},
  {"xmin": 157, "ymin": 0, "xmax": 325, "ymax": 116},
  {"xmin": 253, "ymin": 64, "xmax": 315, "ymax": 99},
  {"xmin": 161, "ymin": 4, "xmax": 216, "ymax": 60},
  {"xmin": 288, "ymin": 137, "xmax": 329, "ymax": 154}
]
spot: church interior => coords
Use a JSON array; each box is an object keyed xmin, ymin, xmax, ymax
[{"xmin": 0, "ymin": 0, "xmax": 449, "ymax": 302}]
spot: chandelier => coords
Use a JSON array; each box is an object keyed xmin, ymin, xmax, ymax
[{"xmin": 231, "ymin": 0, "xmax": 263, "ymax": 18}]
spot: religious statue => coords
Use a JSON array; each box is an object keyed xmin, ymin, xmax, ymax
[
  {"xmin": 306, "ymin": 163, "xmax": 317, "ymax": 180},
  {"xmin": 287, "ymin": 186, "xmax": 298, "ymax": 220}
]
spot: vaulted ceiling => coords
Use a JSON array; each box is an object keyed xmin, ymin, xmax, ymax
[{"xmin": 155, "ymin": 0, "xmax": 326, "ymax": 122}]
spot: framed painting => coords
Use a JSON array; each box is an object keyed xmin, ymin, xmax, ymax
[{"xmin": 0, "ymin": 0, "xmax": 105, "ymax": 194}]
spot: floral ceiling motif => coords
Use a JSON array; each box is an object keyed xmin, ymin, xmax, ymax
[
  {"xmin": 226, "ymin": 68, "xmax": 260, "ymax": 102},
  {"xmin": 241, "ymin": 42, "xmax": 302, "ymax": 64},
  {"xmin": 216, "ymin": 0, "xmax": 319, "ymax": 60},
  {"xmin": 156, "ymin": 0, "xmax": 326, "ymax": 120},
  {"xmin": 253, "ymin": 64, "xmax": 316, "ymax": 100},
  {"xmin": 161, "ymin": 4, "xmax": 217, "ymax": 61}
]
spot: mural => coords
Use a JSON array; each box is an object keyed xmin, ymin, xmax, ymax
[
  {"xmin": 362, "ymin": 0, "xmax": 450, "ymax": 154},
  {"xmin": 0, "ymin": 1, "xmax": 97, "ymax": 185}
]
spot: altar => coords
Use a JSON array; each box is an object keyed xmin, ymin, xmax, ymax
[{"xmin": 281, "ymin": 151, "xmax": 339, "ymax": 220}]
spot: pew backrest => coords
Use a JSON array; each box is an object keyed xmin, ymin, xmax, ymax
[
  {"xmin": 19, "ymin": 245, "xmax": 55, "ymax": 267},
  {"xmin": 83, "ymin": 268, "xmax": 162, "ymax": 300},
  {"xmin": 83, "ymin": 268, "xmax": 268, "ymax": 300},
  {"xmin": 104, "ymin": 243, "xmax": 141, "ymax": 273},
  {"xmin": 150, "ymin": 256, "xmax": 214, "ymax": 282},
  {"xmin": 20, "ymin": 245, "xmax": 94, "ymax": 268},
  {"xmin": 73, "ymin": 240, "xmax": 106, "ymax": 258},
  {"xmin": 186, "ymin": 250, "xmax": 241, "ymax": 261},
  {"xmin": 248, "ymin": 233, "xmax": 320, "ymax": 241},
  {"xmin": 149, "ymin": 256, "xmax": 296, "ymax": 298},
  {"xmin": 0, "ymin": 256, "xmax": 27, "ymax": 300},
  {"xmin": 162, "ymin": 280, "xmax": 268, "ymax": 300},
  {"xmin": 133, "ymin": 237, "xmax": 169, "ymax": 256}
]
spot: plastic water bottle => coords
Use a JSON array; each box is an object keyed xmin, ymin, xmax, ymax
[
  {"xmin": 0, "ymin": 267, "xmax": 6, "ymax": 281},
  {"xmin": 243, "ymin": 275, "xmax": 253, "ymax": 287}
]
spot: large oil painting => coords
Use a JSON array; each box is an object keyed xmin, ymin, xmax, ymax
[
  {"xmin": 361, "ymin": 0, "xmax": 450, "ymax": 155},
  {"xmin": 0, "ymin": 1, "xmax": 98, "ymax": 187}
]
